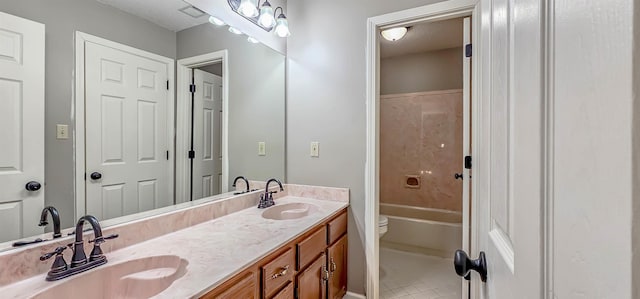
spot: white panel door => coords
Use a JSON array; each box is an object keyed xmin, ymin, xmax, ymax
[
  {"xmin": 0, "ymin": 12, "xmax": 45, "ymax": 242},
  {"xmin": 472, "ymin": 0, "xmax": 543, "ymax": 296},
  {"xmin": 192, "ymin": 69, "xmax": 222, "ymax": 199},
  {"xmin": 84, "ymin": 41, "xmax": 172, "ymax": 221}
]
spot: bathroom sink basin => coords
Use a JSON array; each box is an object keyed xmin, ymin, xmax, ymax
[
  {"xmin": 32, "ymin": 255, "xmax": 188, "ymax": 299},
  {"xmin": 262, "ymin": 203, "xmax": 319, "ymax": 220}
]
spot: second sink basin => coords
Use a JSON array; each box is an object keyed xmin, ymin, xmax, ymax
[
  {"xmin": 32, "ymin": 255, "xmax": 188, "ymax": 299},
  {"xmin": 262, "ymin": 202, "xmax": 319, "ymax": 220}
]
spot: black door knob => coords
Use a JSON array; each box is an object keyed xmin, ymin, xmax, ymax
[
  {"xmin": 454, "ymin": 173, "xmax": 463, "ymax": 180},
  {"xmin": 25, "ymin": 181, "xmax": 42, "ymax": 191},
  {"xmin": 454, "ymin": 249, "xmax": 487, "ymax": 282},
  {"xmin": 90, "ymin": 172, "xmax": 102, "ymax": 180}
]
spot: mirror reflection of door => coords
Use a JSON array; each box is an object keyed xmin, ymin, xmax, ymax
[
  {"xmin": 191, "ymin": 67, "xmax": 223, "ymax": 200},
  {"xmin": 83, "ymin": 35, "xmax": 174, "ymax": 221},
  {"xmin": 0, "ymin": 12, "xmax": 45, "ymax": 243}
]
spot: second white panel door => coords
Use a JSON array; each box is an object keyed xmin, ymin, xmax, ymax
[
  {"xmin": 84, "ymin": 41, "xmax": 172, "ymax": 220},
  {"xmin": 192, "ymin": 69, "xmax": 222, "ymax": 199}
]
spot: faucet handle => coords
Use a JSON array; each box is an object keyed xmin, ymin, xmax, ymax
[
  {"xmin": 89, "ymin": 233, "xmax": 119, "ymax": 244},
  {"xmin": 40, "ymin": 246, "xmax": 67, "ymax": 261},
  {"xmin": 41, "ymin": 246, "xmax": 69, "ymax": 275}
]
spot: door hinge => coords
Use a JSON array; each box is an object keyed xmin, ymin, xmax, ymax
[
  {"xmin": 166, "ymin": 80, "xmax": 169, "ymax": 90},
  {"xmin": 465, "ymin": 44, "xmax": 472, "ymax": 57},
  {"xmin": 465, "ymin": 156, "xmax": 472, "ymax": 169},
  {"xmin": 189, "ymin": 84, "xmax": 196, "ymax": 93},
  {"xmin": 166, "ymin": 150, "xmax": 169, "ymax": 160},
  {"xmin": 188, "ymin": 150, "xmax": 195, "ymax": 159},
  {"xmin": 84, "ymin": 172, "xmax": 86, "ymax": 180}
]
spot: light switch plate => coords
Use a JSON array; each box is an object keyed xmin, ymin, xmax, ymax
[
  {"xmin": 258, "ymin": 142, "xmax": 266, "ymax": 156},
  {"xmin": 56, "ymin": 124, "xmax": 69, "ymax": 139},
  {"xmin": 310, "ymin": 142, "xmax": 319, "ymax": 157}
]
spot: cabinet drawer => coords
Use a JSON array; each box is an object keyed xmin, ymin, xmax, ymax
[
  {"xmin": 262, "ymin": 248, "xmax": 296, "ymax": 297},
  {"xmin": 270, "ymin": 281, "xmax": 294, "ymax": 299},
  {"xmin": 200, "ymin": 270, "xmax": 259, "ymax": 299},
  {"xmin": 297, "ymin": 226, "xmax": 327, "ymax": 270},
  {"xmin": 327, "ymin": 211, "xmax": 347, "ymax": 245}
]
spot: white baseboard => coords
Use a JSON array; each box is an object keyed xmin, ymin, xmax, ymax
[{"xmin": 344, "ymin": 291, "xmax": 367, "ymax": 299}]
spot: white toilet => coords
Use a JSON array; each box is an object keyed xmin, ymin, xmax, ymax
[{"xmin": 379, "ymin": 215, "xmax": 389, "ymax": 238}]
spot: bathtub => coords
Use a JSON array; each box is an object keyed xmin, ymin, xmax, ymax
[{"xmin": 380, "ymin": 203, "xmax": 462, "ymax": 257}]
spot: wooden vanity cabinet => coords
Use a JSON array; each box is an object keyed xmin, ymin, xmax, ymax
[{"xmin": 199, "ymin": 209, "xmax": 347, "ymax": 299}]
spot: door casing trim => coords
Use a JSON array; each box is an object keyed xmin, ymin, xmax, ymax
[
  {"xmin": 176, "ymin": 51, "xmax": 230, "ymax": 203},
  {"xmin": 365, "ymin": 0, "xmax": 480, "ymax": 297}
]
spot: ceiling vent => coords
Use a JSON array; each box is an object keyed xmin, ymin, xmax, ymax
[{"xmin": 178, "ymin": 5, "xmax": 206, "ymax": 18}]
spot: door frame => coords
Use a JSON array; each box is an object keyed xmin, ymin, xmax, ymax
[
  {"xmin": 73, "ymin": 31, "xmax": 176, "ymax": 219},
  {"xmin": 176, "ymin": 51, "xmax": 230, "ymax": 203},
  {"xmin": 365, "ymin": 0, "xmax": 480, "ymax": 298}
]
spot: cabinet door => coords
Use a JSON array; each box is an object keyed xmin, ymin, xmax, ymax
[
  {"xmin": 296, "ymin": 253, "xmax": 327, "ymax": 299},
  {"xmin": 201, "ymin": 270, "xmax": 259, "ymax": 299},
  {"xmin": 327, "ymin": 235, "xmax": 347, "ymax": 299}
]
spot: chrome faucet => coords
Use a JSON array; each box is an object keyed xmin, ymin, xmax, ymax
[
  {"xmin": 258, "ymin": 178, "xmax": 284, "ymax": 209},
  {"xmin": 40, "ymin": 215, "xmax": 118, "ymax": 281},
  {"xmin": 232, "ymin": 176, "xmax": 250, "ymax": 194},
  {"xmin": 39, "ymin": 206, "xmax": 62, "ymax": 239}
]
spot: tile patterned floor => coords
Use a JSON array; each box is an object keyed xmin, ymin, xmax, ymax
[{"xmin": 380, "ymin": 247, "xmax": 462, "ymax": 299}]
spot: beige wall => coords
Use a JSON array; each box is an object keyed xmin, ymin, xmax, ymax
[
  {"xmin": 380, "ymin": 47, "xmax": 463, "ymax": 95},
  {"xmin": 286, "ymin": 0, "xmax": 447, "ymax": 294},
  {"xmin": 380, "ymin": 90, "xmax": 463, "ymax": 211},
  {"xmin": 177, "ymin": 23, "xmax": 286, "ymax": 190}
]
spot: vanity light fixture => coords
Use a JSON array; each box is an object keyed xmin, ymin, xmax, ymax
[
  {"xmin": 227, "ymin": 0, "xmax": 290, "ymax": 37},
  {"xmin": 273, "ymin": 7, "xmax": 290, "ymax": 38},
  {"xmin": 257, "ymin": 0, "xmax": 276, "ymax": 28},
  {"xmin": 381, "ymin": 27, "xmax": 409, "ymax": 41},
  {"xmin": 247, "ymin": 36, "xmax": 260, "ymax": 43},
  {"xmin": 238, "ymin": 0, "xmax": 260, "ymax": 17},
  {"xmin": 208, "ymin": 16, "xmax": 226, "ymax": 26},
  {"xmin": 228, "ymin": 26, "xmax": 243, "ymax": 35}
]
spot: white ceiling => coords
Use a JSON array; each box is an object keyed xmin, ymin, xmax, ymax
[
  {"xmin": 96, "ymin": 0, "xmax": 210, "ymax": 32},
  {"xmin": 380, "ymin": 18, "xmax": 464, "ymax": 59}
]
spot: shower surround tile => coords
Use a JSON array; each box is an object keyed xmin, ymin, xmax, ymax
[{"xmin": 380, "ymin": 89, "xmax": 463, "ymax": 212}]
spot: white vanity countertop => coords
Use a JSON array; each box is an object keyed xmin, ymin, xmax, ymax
[{"xmin": 1, "ymin": 196, "xmax": 348, "ymax": 298}]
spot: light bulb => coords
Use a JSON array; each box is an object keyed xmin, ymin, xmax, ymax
[
  {"xmin": 208, "ymin": 16, "xmax": 225, "ymax": 26},
  {"xmin": 274, "ymin": 14, "xmax": 290, "ymax": 38},
  {"xmin": 258, "ymin": 1, "xmax": 275, "ymax": 28},
  {"xmin": 247, "ymin": 36, "xmax": 259, "ymax": 43},
  {"xmin": 238, "ymin": 0, "xmax": 259, "ymax": 18},
  {"xmin": 381, "ymin": 27, "xmax": 408, "ymax": 41},
  {"xmin": 228, "ymin": 27, "xmax": 243, "ymax": 35}
]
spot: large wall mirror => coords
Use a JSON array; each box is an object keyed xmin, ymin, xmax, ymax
[{"xmin": 0, "ymin": 0, "xmax": 285, "ymax": 251}]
